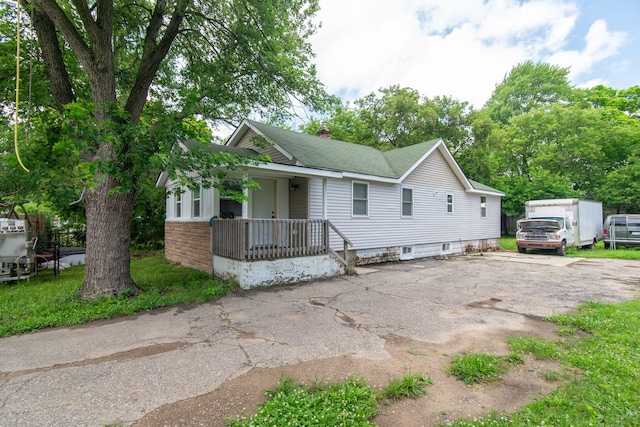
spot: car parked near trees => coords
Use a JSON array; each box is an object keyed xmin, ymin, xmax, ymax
[{"xmin": 603, "ymin": 214, "xmax": 640, "ymax": 249}]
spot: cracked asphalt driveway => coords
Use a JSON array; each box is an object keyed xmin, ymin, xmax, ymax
[{"xmin": 1, "ymin": 252, "xmax": 639, "ymax": 426}]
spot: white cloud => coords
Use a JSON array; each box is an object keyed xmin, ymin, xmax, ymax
[
  {"xmin": 545, "ymin": 19, "xmax": 626, "ymax": 81},
  {"xmin": 309, "ymin": 0, "xmax": 627, "ymax": 109},
  {"xmin": 576, "ymin": 78, "xmax": 609, "ymax": 89}
]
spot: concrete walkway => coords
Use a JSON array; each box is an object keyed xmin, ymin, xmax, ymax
[{"xmin": 1, "ymin": 253, "xmax": 638, "ymax": 426}]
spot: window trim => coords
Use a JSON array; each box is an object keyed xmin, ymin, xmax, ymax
[
  {"xmin": 446, "ymin": 193, "xmax": 454, "ymax": 214},
  {"xmin": 401, "ymin": 187, "xmax": 413, "ymax": 218},
  {"xmin": 352, "ymin": 181, "xmax": 369, "ymax": 217},
  {"xmin": 480, "ymin": 195, "xmax": 487, "ymax": 218},
  {"xmin": 192, "ymin": 185, "xmax": 202, "ymax": 218},
  {"xmin": 175, "ymin": 189, "xmax": 183, "ymax": 218}
]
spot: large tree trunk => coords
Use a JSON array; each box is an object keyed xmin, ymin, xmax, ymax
[
  {"xmin": 29, "ymin": 0, "xmax": 184, "ymax": 299},
  {"xmin": 79, "ymin": 177, "xmax": 139, "ymax": 299}
]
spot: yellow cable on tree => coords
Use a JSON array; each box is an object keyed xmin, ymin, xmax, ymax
[{"xmin": 14, "ymin": 2, "xmax": 29, "ymax": 172}]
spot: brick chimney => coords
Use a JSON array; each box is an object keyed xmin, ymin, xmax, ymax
[{"xmin": 316, "ymin": 123, "xmax": 331, "ymax": 139}]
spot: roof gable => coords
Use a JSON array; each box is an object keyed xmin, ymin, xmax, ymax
[{"xmin": 224, "ymin": 120, "xmax": 503, "ymax": 195}]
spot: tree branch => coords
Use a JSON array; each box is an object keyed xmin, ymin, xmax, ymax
[
  {"xmin": 125, "ymin": 0, "xmax": 189, "ymax": 122},
  {"xmin": 20, "ymin": 0, "xmax": 76, "ymax": 110},
  {"xmin": 32, "ymin": 0, "xmax": 94, "ymax": 73},
  {"xmin": 70, "ymin": 0, "xmax": 100, "ymax": 46}
]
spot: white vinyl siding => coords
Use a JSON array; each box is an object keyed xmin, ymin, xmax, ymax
[
  {"xmin": 236, "ymin": 129, "xmax": 295, "ymax": 165},
  {"xmin": 402, "ymin": 188, "xmax": 413, "ymax": 217},
  {"xmin": 321, "ymin": 179, "xmax": 501, "ymax": 253},
  {"xmin": 289, "ymin": 178, "xmax": 309, "ymax": 219},
  {"xmin": 309, "ymin": 178, "xmax": 325, "ymax": 219},
  {"xmin": 352, "ymin": 182, "xmax": 368, "ymax": 217},
  {"xmin": 404, "ymin": 148, "xmax": 465, "ymax": 190}
]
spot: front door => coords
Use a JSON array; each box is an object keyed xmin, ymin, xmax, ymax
[{"xmin": 251, "ymin": 179, "xmax": 276, "ymax": 247}]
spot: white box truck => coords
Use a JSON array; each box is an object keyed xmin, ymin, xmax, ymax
[{"xmin": 516, "ymin": 199, "xmax": 603, "ymax": 256}]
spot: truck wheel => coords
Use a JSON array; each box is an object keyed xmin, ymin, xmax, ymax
[
  {"xmin": 582, "ymin": 240, "xmax": 595, "ymax": 250},
  {"xmin": 517, "ymin": 246, "xmax": 526, "ymax": 254},
  {"xmin": 604, "ymin": 241, "xmax": 610, "ymax": 249},
  {"xmin": 557, "ymin": 241, "xmax": 567, "ymax": 256}
]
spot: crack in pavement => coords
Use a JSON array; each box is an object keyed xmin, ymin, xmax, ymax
[
  {"xmin": 0, "ymin": 342, "xmax": 189, "ymax": 381},
  {"xmin": 308, "ymin": 297, "xmax": 364, "ymax": 332},
  {"xmin": 216, "ymin": 303, "xmax": 298, "ymax": 364},
  {"xmin": 466, "ymin": 298, "xmax": 546, "ymax": 322}
]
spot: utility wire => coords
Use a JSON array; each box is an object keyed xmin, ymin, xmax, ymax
[{"xmin": 14, "ymin": 2, "xmax": 30, "ymax": 172}]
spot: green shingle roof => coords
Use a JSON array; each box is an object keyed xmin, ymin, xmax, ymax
[
  {"xmin": 245, "ymin": 120, "xmax": 438, "ymax": 179},
  {"xmin": 469, "ymin": 179, "xmax": 504, "ymax": 195},
  {"xmin": 183, "ymin": 139, "xmax": 260, "ymax": 158}
]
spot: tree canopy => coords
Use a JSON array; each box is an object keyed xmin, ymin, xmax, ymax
[{"xmin": 1, "ymin": 0, "xmax": 331, "ymax": 298}]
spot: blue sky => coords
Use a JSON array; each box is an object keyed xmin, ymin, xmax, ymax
[{"xmin": 308, "ymin": 0, "xmax": 640, "ymax": 110}]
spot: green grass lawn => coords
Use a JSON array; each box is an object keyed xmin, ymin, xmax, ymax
[
  {"xmin": 0, "ymin": 253, "xmax": 237, "ymax": 337},
  {"xmin": 442, "ymin": 299, "xmax": 640, "ymax": 426},
  {"xmin": 499, "ymin": 235, "xmax": 640, "ymax": 260}
]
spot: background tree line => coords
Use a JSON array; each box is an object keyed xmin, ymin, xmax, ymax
[{"xmin": 300, "ymin": 61, "xmax": 640, "ymax": 219}]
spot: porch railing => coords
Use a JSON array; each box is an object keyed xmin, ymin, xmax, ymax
[{"xmin": 210, "ymin": 219, "xmax": 353, "ymax": 272}]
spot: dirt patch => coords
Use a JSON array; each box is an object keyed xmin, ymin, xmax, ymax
[{"xmin": 134, "ymin": 317, "xmax": 562, "ymax": 427}]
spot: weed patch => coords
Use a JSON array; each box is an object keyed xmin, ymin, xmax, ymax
[
  {"xmin": 227, "ymin": 372, "xmax": 434, "ymax": 426},
  {"xmin": 506, "ymin": 336, "xmax": 563, "ymax": 359},
  {"xmin": 227, "ymin": 376, "xmax": 378, "ymax": 427},
  {"xmin": 448, "ymin": 352, "xmax": 523, "ymax": 385},
  {"xmin": 383, "ymin": 372, "xmax": 433, "ymax": 400}
]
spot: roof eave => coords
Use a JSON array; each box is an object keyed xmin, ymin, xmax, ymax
[
  {"xmin": 466, "ymin": 188, "xmax": 505, "ymax": 197},
  {"xmin": 156, "ymin": 171, "xmax": 169, "ymax": 188}
]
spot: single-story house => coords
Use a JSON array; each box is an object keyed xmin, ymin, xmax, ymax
[{"xmin": 157, "ymin": 119, "xmax": 504, "ymax": 288}]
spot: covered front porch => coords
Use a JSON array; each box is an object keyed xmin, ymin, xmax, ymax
[{"xmin": 210, "ymin": 218, "xmax": 353, "ymax": 289}]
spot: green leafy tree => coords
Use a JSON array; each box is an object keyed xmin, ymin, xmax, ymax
[
  {"xmin": 492, "ymin": 104, "xmax": 611, "ymax": 212},
  {"xmin": 485, "ymin": 61, "xmax": 573, "ymax": 125},
  {"xmin": 455, "ymin": 109, "xmax": 501, "ymax": 185},
  {"xmin": 354, "ymin": 86, "xmax": 434, "ymax": 150},
  {"xmin": 1, "ymin": 0, "xmax": 329, "ymax": 298},
  {"xmin": 301, "ymin": 85, "xmax": 473, "ymax": 153},
  {"xmin": 298, "ymin": 99, "xmax": 368, "ymax": 143},
  {"xmin": 596, "ymin": 148, "xmax": 640, "ymax": 213},
  {"xmin": 581, "ymin": 84, "xmax": 640, "ymax": 118},
  {"xmin": 496, "ymin": 169, "xmax": 579, "ymax": 217},
  {"xmin": 482, "ymin": 63, "xmax": 640, "ymax": 217}
]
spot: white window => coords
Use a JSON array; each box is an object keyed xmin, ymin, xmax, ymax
[
  {"xmin": 402, "ymin": 188, "xmax": 413, "ymax": 217},
  {"xmin": 192, "ymin": 185, "xmax": 201, "ymax": 218},
  {"xmin": 352, "ymin": 182, "xmax": 368, "ymax": 216},
  {"xmin": 446, "ymin": 193, "xmax": 454, "ymax": 214},
  {"xmin": 400, "ymin": 246, "xmax": 414, "ymax": 260},
  {"xmin": 175, "ymin": 190, "xmax": 183, "ymax": 218},
  {"xmin": 480, "ymin": 196, "xmax": 487, "ymax": 218}
]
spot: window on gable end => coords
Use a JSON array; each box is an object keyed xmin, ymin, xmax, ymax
[
  {"xmin": 352, "ymin": 182, "xmax": 368, "ymax": 216},
  {"xmin": 446, "ymin": 193, "xmax": 454, "ymax": 214},
  {"xmin": 480, "ymin": 196, "xmax": 487, "ymax": 218},
  {"xmin": 402, "ymin": 188, "xmax": 413, "ymax": 217}
]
